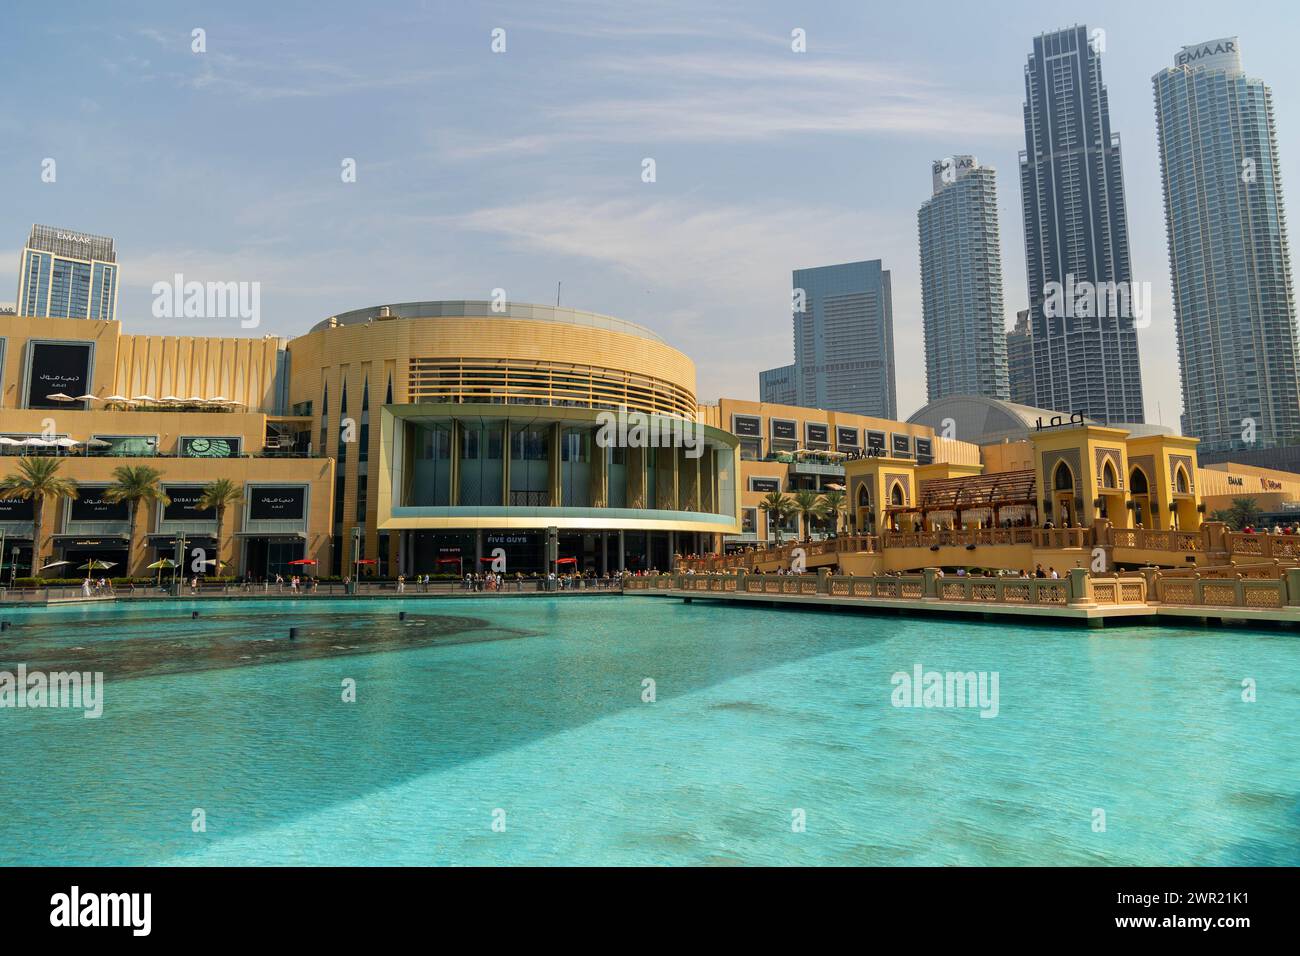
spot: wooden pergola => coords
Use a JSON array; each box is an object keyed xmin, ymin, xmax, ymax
[{"xmin": 885, "ymin": 469, "xmax": 1038, "ymax": 530}]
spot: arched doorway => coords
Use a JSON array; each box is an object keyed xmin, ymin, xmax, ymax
[
  {"xmin": 1130, "ymin": 467, "xmax": 1154, "ymax": 529},
  {"xmin": 889, "ymin": 481, "xmax": 905, "ymax": 531},
  {"xmin": 1098, "ymin": 458, "xmax": 1123, "ymax": 522},
  {"xmin": 1052, "ymin": 462, "xmax": 1076, "ymax": 527},
  {"xmin": 855, "ymin": 483, "xmax": 873, "ymax": 534},
  {"xmin": 1172, "ymin": 464, "xmax": 1193, "ymax": 530}
]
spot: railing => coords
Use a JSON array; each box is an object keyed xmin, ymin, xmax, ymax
[
  {"xmin": 1152, "ymin": 573, "xmax": 1287, "ymax": 609},
  {"xmin": 1, "ymin": 578, "xmax": 625, "ymax": 602},
  {"xmin": 1110, "ymin": 528, "xmax": 1203, "ymax": 552},
  {"xmin": 677, "ymin": 534, "xmax": 877, "ymax": 573},
  {"xmin": 635, "ymin": 565, "xmax": 1300, "ymax": 615},
  {"xmin": 1224, "ymin": 531, "xmax": 1300, "ymax": 561},
  {"xmin": 650, "ymin": 568, "xmax": 1131, "ymax": 608}
]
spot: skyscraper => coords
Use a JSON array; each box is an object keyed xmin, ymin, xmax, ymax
[
  {"xmin": 1020, "ymin": 26, "xmax": 1145, "ymax": 423},
  {"xmin": 772, "ymin": 260, "xmax": 896, "ymax": 418},
  {"xmin": 1154, "ymin": 37, "xmax": 1300, "ymax": 453},
  {"xmin": 16, "ymin": 224, "xmax": 118, "ymax": 321},
  {"xmin": 1007, "ymin": 309, "xmax": 1035, "ymax": 406},
  {"xmin": 918, "ymin": 155, "xmax": 1009, "ymax": 402},
  {"xmin": 758, "ymin": 363, "xmax": 797, "ymax": 405}
]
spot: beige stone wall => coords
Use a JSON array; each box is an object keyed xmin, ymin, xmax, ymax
[{"xmin": 0, "ymin": 315, "xmax": 282, "ymax": 413}]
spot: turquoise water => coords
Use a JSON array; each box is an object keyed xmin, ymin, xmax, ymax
[{"xmin": 1, "ymin": 596, "xmax": 1297, "ymax": 866}]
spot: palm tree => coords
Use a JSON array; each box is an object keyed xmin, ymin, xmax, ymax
[
  {"xmin": 198, "ymin": 477, "xmax": 243, "ymax": 572},
  {"xmin": 0, "ymin": 457, "xmax": 79, "ymax": 577},
  {"xmin": 821, "ymin": 488, "xmax": 848, "ymax": 535},
  {"xmin": 103, "ymin": 464, "xmax": 169, "ymax": 577},
  {"xmin": 758, "ymin": 490, "xmax": 794, "ymax": 544},
  {"xmin": 791, "ymin": 489, "xmax": 830, "ymax": 541},
  {"xmin": 1226, "ymin": 497, "xmax": 1264, "ymax": 531}
]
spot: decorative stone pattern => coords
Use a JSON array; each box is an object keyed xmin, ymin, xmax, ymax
[
  {"xmin": 1169, "ymin": 454, "xmax": 1195, "ymax": 494},
  {"xmin": 1202, "ymin": 584, "xmax": 1236, "ymax": 606},
  {"xmin": 1038, "ymin": 585, "xmax": 1067, "ymax": 604},
  {"xmin": 1094, "ymin": 447, "xmax": 1125, "ymax": 490}
]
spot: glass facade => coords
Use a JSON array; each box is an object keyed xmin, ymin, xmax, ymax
[
  {"xmin": 1020, "ymin": 26, "xmax": 1145, "ymax": 423},
  {"xmin": 790, "ymin": 261, "xmax": 896, "ymax": 419},
  {"xmin": 1154, "ymin": 39, "xmax": 1300, "ymax": 452},
  {"xmin": 17, "ymin": 226, "xmax": 117, "ymax": 322},
  {"xmin": 918, "ymin": 158, "xmax": 1009, "ymax": 402}
]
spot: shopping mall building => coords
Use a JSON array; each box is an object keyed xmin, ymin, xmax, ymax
[{"xmin": 8, "ymin": 282, "xmax": 1300, "ymax": 580}]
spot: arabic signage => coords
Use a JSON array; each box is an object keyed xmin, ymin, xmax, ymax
[
  {"xmin": 891, "ymin": 434, "xmax": 912, "ymax": 457},
  {"xmin": 26, "ymin": 341, "xmax": 92, "ymax": 409},
  {"xmin": 836, "ymin": 426, "xmax": 859, "ymax": 448},
  {"xmin": 1034, "ymin": 411, "xmax": 1087, "ymax": 431},
  {"xmin": 915, "ymin": 438, "xmax": 934, "ymax": 465},
  {"xmin": 750, "ymin": 477, "xmax": 781, "ymax": 494},
  {"xmin": 770, "ymin": 419, "xmax": 797, "ymax": 442},
  {"xmin": 69, "ymin": 487, "xmax": 129, "ymax": 522},
  {"xmin": 866, "ymin": 431, "xmax": 886, "ymax": 454},
  {"xmin": 248, "ymin": 486, "xmax": 306, "ymax": 521},
  {"xmin": 731, "ymin": 415, "xmax": 762, "ymax": 438},
  {"xmin": 805, "ymin": 423, "xmax": 829, "ymax": 446}
]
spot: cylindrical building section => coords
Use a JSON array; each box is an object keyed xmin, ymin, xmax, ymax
[{"xmin": 286, "ymin": 301, "xmax": 740, "ymax": 577}]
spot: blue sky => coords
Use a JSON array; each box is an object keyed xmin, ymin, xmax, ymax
[{"xmin": 3, "ymin": 0, "xmax": 1298, "ymax": 423}]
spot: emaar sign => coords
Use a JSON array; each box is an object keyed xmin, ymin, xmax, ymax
[{"xmin": 1175, "ymin": 37, "xmax": 1240, "ymax": 74}]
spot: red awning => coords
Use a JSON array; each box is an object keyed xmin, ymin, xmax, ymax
[{"xmin": 556, "ymin": 556, "xmax": 578, "ymax": 564}]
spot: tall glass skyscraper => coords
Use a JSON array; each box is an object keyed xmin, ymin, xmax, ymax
[
  {"xmin": 763, "ymin": 260, "xmax": 896, "ymax": 418},
  {"xmin": 1154, "ymin": 38, "xmax": 1300, "ymax": 453},
  {"xmin": 16, "ymin": 224, "xmax": 118, "ymax": 321},
  {"xmin": 1020, "ymin": 26, "xmax": 1145, "ymax": 423},
  {"xmin": 918, "ymin": 155, "xmax": 1009, "ymax": 402},
  {"xmin": 758, "ymin": 363, "xmax": 797, "ymax": 405},
  {"xmin": 1007, "ymin": 309, "xmax": 1036, "ymax": 406}
]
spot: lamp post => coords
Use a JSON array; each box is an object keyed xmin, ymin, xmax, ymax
[
  {"xmin": 351, "ymin": 525, "xmax": 361, "ymax": 594},
  {"xmin": 172, "ymin": 530, "xmax": 188, "ymax": 596}
]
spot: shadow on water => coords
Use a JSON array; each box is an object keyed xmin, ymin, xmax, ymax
[
  {"xmin": 0, "ymin": 609, "xmax": 530, "ymax": 681},
  {"xmin": 0, "ymin": 595, "xmax": 907, "ymax": 863}
]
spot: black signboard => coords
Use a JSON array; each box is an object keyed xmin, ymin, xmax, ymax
[
  {"xmin": 750, "ymin": 477, "xmax": 781, "ymax": 494},
  {"xmin": 866, "ymin": 431, "xmax": 886, "ymax": 453},
  {"xmin": 180, "ymin": 436, "xmax": 240, "ymax": 458},
  {"xmin": 915, "ymin": 438, "xmax": 934, "ymax": 465},
  {"xmin": 836, "ymin": 426, "xmax": 859, "ymax": 448},
  {"xmin": 771, "ymin": 419, "xmax": 797, "ymax": 441},
  {"xmin": 732, "ymin": 415, "xmax": 761, "ymax": 438},
  {"xmin": 69, "ymin": 487, "xmax": 130, "ymax": 522},
  {"xmin": 892, "ymin": 434, "xmax": 912, "ymax": 457},
  {"xmin": 806, "ymin": 423, "xmax": 829, "ymax": 445},
  {"xmin": 26, "ymin": 342, "xmax": 92, "ymax": 409},
  {"xmin": 0, "ymin": 497, "xmax": 32, "ymax": 521},
  {"xmin": 248, "ymin": 486, "xmax": 306, "ymax": 521},
  {"xmin": 163, "ymin": 487, "xmax": 212, "ymax": 521}
]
